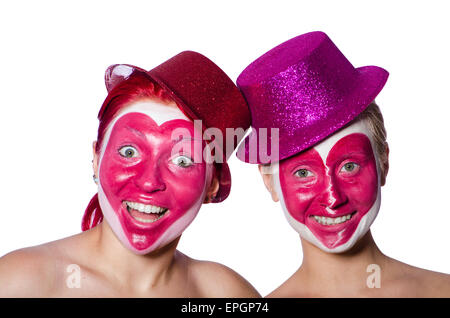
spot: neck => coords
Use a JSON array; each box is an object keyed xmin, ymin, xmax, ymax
[
  {"xmin": 89, "ymin": 221, "xmax": 180, "ymax": 292},
  {"xmin": 297, "ymin": 231, "xmax": 388, "ymax": 294}
]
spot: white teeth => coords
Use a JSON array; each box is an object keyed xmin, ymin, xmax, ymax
[
  {"xmin": 124, "ymin": 201, "xmax": 168, "ymax": 214},
  {"xmin": 312, "ymin": 213, "xmax": 354, "ymax": 225},
  {"xmin": 133, "ymin": 214, "xmax": 165, "ymax": 223}
]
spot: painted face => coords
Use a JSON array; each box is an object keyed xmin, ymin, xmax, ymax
[
  {"xmin": 274, "ymin": 120, "xmax": 381, "ymax": 253},
  {"xmin": 97, "ymin": 100, "xmax": 212, "ymax": 255}
]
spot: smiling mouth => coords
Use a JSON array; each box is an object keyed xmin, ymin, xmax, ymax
[
  {"xmin": 311, "ymin": 211, "xmax": 357, "ymax": 226},
  {"xmin": 123, "ymin": 201, "xmax": 169, "ymax": 223}
]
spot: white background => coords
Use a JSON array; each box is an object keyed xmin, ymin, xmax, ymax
[{"xmin": 0, "ymin": 1, "xmax": 449, "ymax": 296}]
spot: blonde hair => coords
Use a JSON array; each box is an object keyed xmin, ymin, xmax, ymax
[{"xmin": 354, "ymin": 101, "xmax": 389, "ymax": 184}]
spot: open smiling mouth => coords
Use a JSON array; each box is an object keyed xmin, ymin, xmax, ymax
[
  {"xmin": 310, "ymin": 211, "xmax": 357, "ymax": 226},
  {"xmin": 123, "ymin": 201, "xmax": 169, "ymax": 223}
]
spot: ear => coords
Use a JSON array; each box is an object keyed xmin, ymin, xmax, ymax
[
  {"xmin": 92, "ymin": 141, "xmax": 99, "ymax": 178},
  {"xmin": 258, "ymin": 165, "xmax": 279, "ymax": 202},
  {"xmin": 203, "ymin": 173, "xmax": 220, "ymax": 204},
  {"xmin": 380, "ymin": 143, "xmax": 390, "ymax": 186}
]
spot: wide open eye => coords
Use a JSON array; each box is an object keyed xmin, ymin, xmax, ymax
[
  {"xmin": 118, "ymin": 146, "xmax": 139, "ymax": 158},
  {"xmin": 294, "ymin": 169, "xmax": 314, "ymax": 178},
  {"xmin": 171, "ymin": 155, "xmax": 194, "ymax": 168},
  {"xmin": 340, "ymin": 162, "xmax": 360, "ymax": 173}
]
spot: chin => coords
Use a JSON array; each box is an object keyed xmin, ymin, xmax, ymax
[
  {"xmin": 281, "ymin": 190, "xmax": 381, "ymax": 254},
  {"xmin": 98, "ymin": 185, "xmax": 203, "ymax": 255}
]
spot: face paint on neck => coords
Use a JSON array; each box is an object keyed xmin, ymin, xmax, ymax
[
  {"xmin": 274, "ymin": 120, "xmax": 381, "ymax": 253},
  {"xmin": 97, "ymin": 100, "xmax": 213, "ymax": 255}
]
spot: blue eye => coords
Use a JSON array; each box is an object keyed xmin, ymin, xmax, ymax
[
  {"xmin": 171, "ymin": 155, "xmax": 194, "ymax": 168},
  {"xmin": 294, "ymin": 169, "xmax": 313, "ymax": 178},
  {"xmin": 340, "ymin": 162, "xmax": 359, "ymax": 173},
  {"xmin": 118, "ymin": 146, "xmax": 138, "ymax": 158}
]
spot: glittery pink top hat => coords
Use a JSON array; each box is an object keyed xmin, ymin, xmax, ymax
[{"xmin": 236, "ymin": 31, "xmax": 389, "ymax": 164}]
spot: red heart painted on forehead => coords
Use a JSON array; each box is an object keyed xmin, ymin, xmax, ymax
[
  {"xmin": 113, "ymin": 112, "xmax": 195, "ymax": 135},
  {"xmin": 326, "ymin": 133, "xmax": 375, "ymax": 166},
  {"xmin": 281, "ymin": 133, "xmax": 374, "ymax": 169},
  {"xmin": 104, "ymin": 112, "xmax": 204, "ymax": 164},
  {"xmin": 103, "ymin": 112, "xmax": 205, "ymax": 154}
]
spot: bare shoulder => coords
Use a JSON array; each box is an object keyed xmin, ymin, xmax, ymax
[
  {"xmin": 0, "ymin": 244, "xmax": 58, "ymax": 297},
  {"xmin": 386, "ymin": 258, "xmax": 450, "ymax": 297},
  {"xmin": 0, "ymin": 232, "xmax": 87, "ymax": 297},
  {"xmin": 183, "ymin": 254, "xmax": 261, "ymax": 298},
  {"xmin": 404, "ymin": 265, "xmax": 450, "ymax": 297}
]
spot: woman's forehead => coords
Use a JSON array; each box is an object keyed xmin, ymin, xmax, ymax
[
  {"xmin": 114, "ymin": 100, "xmax": 190, "ymax": 125},
  {"xmin": 313, "ymin": 120, "xmax": 374, "ymax": 163},
  {"xmin": 99, "ymin": 99, "xmax": 192, "ymax": 159}
]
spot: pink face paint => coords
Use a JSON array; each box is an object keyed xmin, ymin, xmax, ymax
[
  {"xmin": 275, "ymin": 121, "xmax": 381, "ymax": 252},
  {"xmin": 97, "ymin": 101, "xmax": 211, "ymax": 254}
]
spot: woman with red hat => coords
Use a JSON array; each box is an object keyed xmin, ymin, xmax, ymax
[
  {"xmin": 237, "ymin": 31, "xmax": 450, "ymax": 297},
  {"xmin": 0, "ymin": 52, "xmax": 260, "ymax": 297}
]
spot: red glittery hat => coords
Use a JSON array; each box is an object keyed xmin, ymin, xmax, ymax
[{"xmin": 102, "ymin": 51, "xmax": 251, "ymax": 202}]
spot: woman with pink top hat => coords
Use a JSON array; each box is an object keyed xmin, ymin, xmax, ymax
[
  {"xmin": 236, "ymin": 31, "xmax": 450, "ymax": 297},
  {"xmin": 0, "ymin": 51, "xmax": 260, "ymax": 297}
]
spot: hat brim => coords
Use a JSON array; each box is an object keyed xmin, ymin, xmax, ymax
[
  {"xmin": 211, "ymin": 162, "xmax": 231, "ymax": 203},
  {"xmin": 236, "ymin": 65, "xmax": 389, "ymax": 164}
]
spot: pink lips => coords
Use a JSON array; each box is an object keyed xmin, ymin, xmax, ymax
[
  {"xmin": 99, "ymin": 112, "xmax": 207, "ymax": 251},
  {"xmin": 279, "ymin": 133, "xmax": 378, "ymax": 249}
]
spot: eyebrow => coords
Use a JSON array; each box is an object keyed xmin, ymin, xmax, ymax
[
  {"xmin": 332, "ymin": 151, "xmax": 370, "ymax": 158},
  {"xmin": 171, "ymin": 136, "xmax": 204, "ymax": 144},
  {"xmin": 125, "ymin": 126, "xmax": 204, "ymax": 144},
  {"xmin": 326, "ymin": 151, "xmax": 372, "ymax": 165},
  {"xmin": 125, "ymin": 126, "xmax": 146, "ymax": 138},
  {"xmin": 288, "ymin": 159, "xmax": 322, "ymax": 173}
]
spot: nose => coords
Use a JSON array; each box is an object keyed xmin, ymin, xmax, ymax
[
  {"xmin": 319, "ymin": 175, "xmax": 348, "ymax": 210},
  {"xmin": 133, "ymin": 161, "xmax": 166, "ymax": 193}
]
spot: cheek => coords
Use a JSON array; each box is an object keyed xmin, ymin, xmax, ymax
[
  {"xmin": 279, "ymin": 173, "xmax": 322, "ymax": 222},
  {"xmin": 99, "ymin": 148, "xmax": 136, "ymax": 194},
  {"xmin": 339, "ymin": 165, "xmax": 378, "ymax": 208},
  {"xmin": 287, "ymin": 190, "xmax": 315, "ymax": 212},
  {"xmin": 163, "ymin": 166, "xmax": 207, "ymax": 209},
  {"xmin": 103, "ymin": 163, "xmax": 134, "ymax": 185}
]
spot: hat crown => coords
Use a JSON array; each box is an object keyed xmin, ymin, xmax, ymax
[
  {"xmin": 238, "ymin": 32, "xmax": 359, "ymax": 131},
  {"xmin": 238, "ymin": 32, "xmax": 354, "ymax": 86}
]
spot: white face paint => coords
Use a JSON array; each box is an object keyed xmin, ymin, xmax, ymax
[
  {"xmin": 97, "ymin": 100, "xmax": 213, "ymax": 255},
  {"xmin": 272, "ymin": 120, "xmax": 382, "ymax": 253}
]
